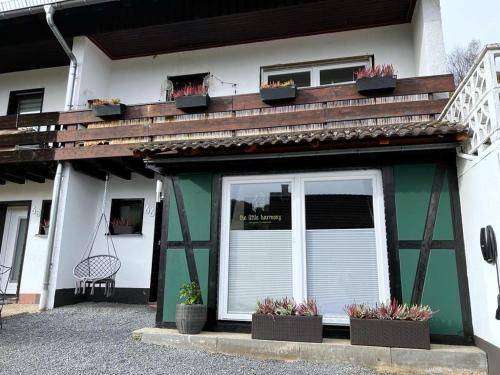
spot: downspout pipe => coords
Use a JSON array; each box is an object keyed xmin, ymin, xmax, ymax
[
  {"xmin": 39, "ymin": 162, "xmax": 63, "ymax": 311},
  {"xmin": 39, "ymin": 5, "xmax": 76, "ymax": 310},
  {"xmin": 44, "ymin": 4, "xmax": 77, "ymax": 111}
]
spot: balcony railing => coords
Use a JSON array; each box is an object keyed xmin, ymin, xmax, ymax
[
  {"xmin": 0, "ymin": 74, "xmax": 456, "ymax": 163},
  {"xmin": 440, "ymin": 44, "xmax": 500, "ymax": 155}
]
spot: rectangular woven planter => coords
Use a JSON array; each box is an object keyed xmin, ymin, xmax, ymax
[
  {"xmin": 92, "ymin": 103, "xmax": 126, "ymax": 118},
  {"xmin": 260, "ymin": 86, "xmax": 297, "ymax": 102},
  {"xmin": 175, "ymin": 95, "xmax": 210, "ymax": 110},
  {"xmin": 356, "ymin": 76, "xmax": 397, "ymax": 94},
  {"xmin": 251, "ymin": 314, "xmax": 323, "ymax": 343},
  {"xmin": 350, "ymin": 318, "xmax": 430, "ymax": 349}
]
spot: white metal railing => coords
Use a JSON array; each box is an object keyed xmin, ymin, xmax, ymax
[
  {"xmin": 0, "ymin": 0, "xmax": 65, "ymax": 12},
  {"xmin": 440, "ymin": 44, "xmax": 500, "ymax": 155}
]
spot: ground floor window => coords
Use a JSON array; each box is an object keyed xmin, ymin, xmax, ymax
[{"xmin": 218, "ymin": 171, "xmax": 390, "ymax": 324}]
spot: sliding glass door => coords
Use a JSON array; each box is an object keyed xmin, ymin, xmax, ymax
[{"xmin": 218, "ymin": 171, "xmax": 390, "ymax": 324}]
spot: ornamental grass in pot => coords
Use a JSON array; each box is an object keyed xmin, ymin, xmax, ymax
[
  {"xmin": 173, "ymin": 84, "xmax": 210, "ymax": 110},
  {"xmin": 355, "ymin": 65, "xmax": 397, "ymax": 94},
  {"xmin": 260, "ymin": 80, "xmax": 297, "ymax": 102},
  {"xmin": 89, "ymin": 98, "xmax": 126, "ymax": 117},
  {"xmin": 346, "ymin": 299, "xmax": 434, "ymax": 350},
  {"xmin": 252, "ymin": 297, "xmax": 323, "ymax": 343},
  {"xmin": 176, "ymin": 281, "xmax": 207, "ymax": 334}
]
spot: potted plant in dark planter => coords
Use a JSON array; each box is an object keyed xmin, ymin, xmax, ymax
[
  {"xmin": 176, "ymin": 281, "xmax": 207, "ymax": 334},
  {"xmin": 90, "ymin": 98, "xmax": 126, "ymax": 118},
  {"xmin": 111, "ymin": 218, "xmax": 135, "ymax": 235},
  {"xmin": 260, "ymin": 80, "xmax": 297, "ymax": 102},
  {"xmin": 173, "ymin": 84, "xmax": 210, "ymax": 110},
  {"xmin": 347, "ymin": 299, "xmax": 434, "ymax": 350},
  {"xmin": 252, "ymin": 297, "xmax": 322, "ymax": 343},
  {"xmin": 355, "ymin": 65, "xmax": 397, "ymax": 94}
]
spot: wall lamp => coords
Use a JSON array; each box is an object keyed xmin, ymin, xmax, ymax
[{"xmin": 480, "ymin": 225, "xmax": 500, "ymax": 320}]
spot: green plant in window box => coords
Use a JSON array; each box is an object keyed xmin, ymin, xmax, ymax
[{"xmin": 176, "ymin": 282, "xmax": 207, "ymax": 334}]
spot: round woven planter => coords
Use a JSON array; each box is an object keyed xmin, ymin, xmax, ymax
[{"xmin": 176, "ymin": 304, "xmax": 207, "ymax": 334}]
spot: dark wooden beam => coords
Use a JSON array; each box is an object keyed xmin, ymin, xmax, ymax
[
  {"xmin": 0, "ymin": 174, "xmax": 25, "ymax": 184},
  {"xmin": 0, "ymin": 113, "xmax": 59, "ymax": 130},
  {"xmin": 19, "ymin": 168, "xmax": 55, "ymax": 180},
  {"xmin": 122, "ymin": 158, "xmax": 155, "ymax": 179},
  {"xmin": 0, "ymin": 166, "xmax": 52, "ymax": 183},
  {"xmin": 16, "ymin": 172, "xmax": 45, "ymax": 184},
  {"xmin": 72, "ymin": 161, "xmax": 107, "ymax": 181},
  {"xmin": 96, "ymin": 159, "xmax": 132, "ymax": 180},
  {"xmin": 0, "ymin": 131, "xmax": 58, "ymax": 147}
]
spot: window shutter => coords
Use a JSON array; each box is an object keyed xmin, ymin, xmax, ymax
[
  {"xmin": 306, "ymin": 228, "xmax": 380, "ymax": 317},
  {"xmin": 227, "ymin": 230, "xmax": 293, "ymax": 314}
]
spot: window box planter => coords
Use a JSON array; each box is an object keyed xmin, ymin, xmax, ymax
[
  {"xmin": 251, "ymin": 314, "xmax": 323, "ymax": 343},
  {"xmin": 111, "ymin": 224, "xmax": 135, "ymax": 235},
  {"xmin": 356, "ymin": 76, "xmax": 397, "ymax": 94},
  {"xmin": 175, "ymin": 95, "xmax": 210, "ymax": 110},
  {"xmin": 92, "ymin": 103, "xmax": 126, "ymax": 118},
  {"xmin": 260, "ymin": 86, "xmax": 297, "ymax": 102},
  {"xmin": 176, "ymin": 304, "xmax": 207, "ymax": 334},
  {"xmin": 350, "ymin": 318, "xmax": 430, "ymax": 349}
]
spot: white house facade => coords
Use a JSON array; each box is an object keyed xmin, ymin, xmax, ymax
[{"xmin": 0, "ymin": 1, "xmax": 498, "ymax": 372}]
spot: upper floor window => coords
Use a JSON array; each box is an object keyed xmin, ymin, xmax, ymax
[
  {"xmin": 7, "ymin": 88, "xmax": 44, "ymax": 115},
  {"xmin": 261, "ymin": 57, "xmax": 372, "ymax": 88}
]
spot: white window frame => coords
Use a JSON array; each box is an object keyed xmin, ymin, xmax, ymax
[
  {"xmin": 218, "ymin": 170, "xmax": 390, "ymax": 325},
  {"xmin": 261, "ymin": 57, "xmax": 372, "ymax": 88}
]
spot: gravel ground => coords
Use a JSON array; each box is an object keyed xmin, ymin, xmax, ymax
[{"xmin": 0, "ymin": 303, "xmax": 386, "ymax": 375}]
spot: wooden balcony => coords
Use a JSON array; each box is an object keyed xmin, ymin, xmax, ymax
[{"xmin": 0, "ymin": 74, "xmax": 460, "ymax": 166}]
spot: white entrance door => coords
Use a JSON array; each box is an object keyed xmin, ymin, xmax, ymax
[{"xmin": 0, "ymin": 206, "xmax": 29, "ymax": 295}]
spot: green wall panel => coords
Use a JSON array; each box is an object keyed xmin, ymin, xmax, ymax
[
  {"xmin": 166, "ymin": 179, "xmax": 183, "ymax": 242},
  {"xmin": 422, "ymin": 250, "xmax": 463, "ymax": 336},
  {"xmin": 394, "ymin": 164, "xmax": 465, "ymax": 338},
  {"xmin": 399, "ymin": 249, "xmax": 420, "ymax": 304},
  {"xmin": 163, "ymin": 248, "xmax": 210, "ymax": 322},
  {"xmin": 433, "ymin": 172, "xmax": 454, "ymax": 240},
  {"xmin": 394, "ymin": 164, "xmax": 435, "ymax": 240},
  {"xmin": 179, "ymin": 174, "xmax": 212, "ymax": 241}
]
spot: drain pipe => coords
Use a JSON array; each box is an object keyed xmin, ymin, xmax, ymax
[
  {"xmin": 39, "ymin": 5, "xmax": 77, "ymax": 310},
  {"xmin": 44, "ymin": 4, "xmax": 77, "ymax": 111},
  {"xmin": 39, "ymin": 162, "xmax": 63, "ymax": 311}
]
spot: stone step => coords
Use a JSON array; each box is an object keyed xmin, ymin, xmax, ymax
[{"xmin": 132, "ymin": 328, "xmax": 488, "ymax": 375}]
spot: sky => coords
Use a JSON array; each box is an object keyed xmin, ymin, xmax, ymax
[{"xmin": 441, "ymin": 0, "xmax": 500, "ymax": 52}]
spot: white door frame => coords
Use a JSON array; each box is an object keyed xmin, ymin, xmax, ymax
[
  {"xmin": 217, "ymin": 170, "xmax": 390, "ymax": 324},
  {"xmin": 0, "ymin": 205, "xmax": 30, "ymax": 295}
]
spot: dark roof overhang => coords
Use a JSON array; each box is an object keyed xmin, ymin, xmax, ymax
[{"xmin": 0, "ymin": 0, "xmax": 417, "ymax": 73}]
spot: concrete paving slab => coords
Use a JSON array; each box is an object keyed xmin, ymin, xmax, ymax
[
  {"xmin": 391, "ymin": 345, "xmax": 488, "ymax": 374},
  {"xmin": 132, "ymin": 328, "xmax": 488, "ymax": 374}
]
